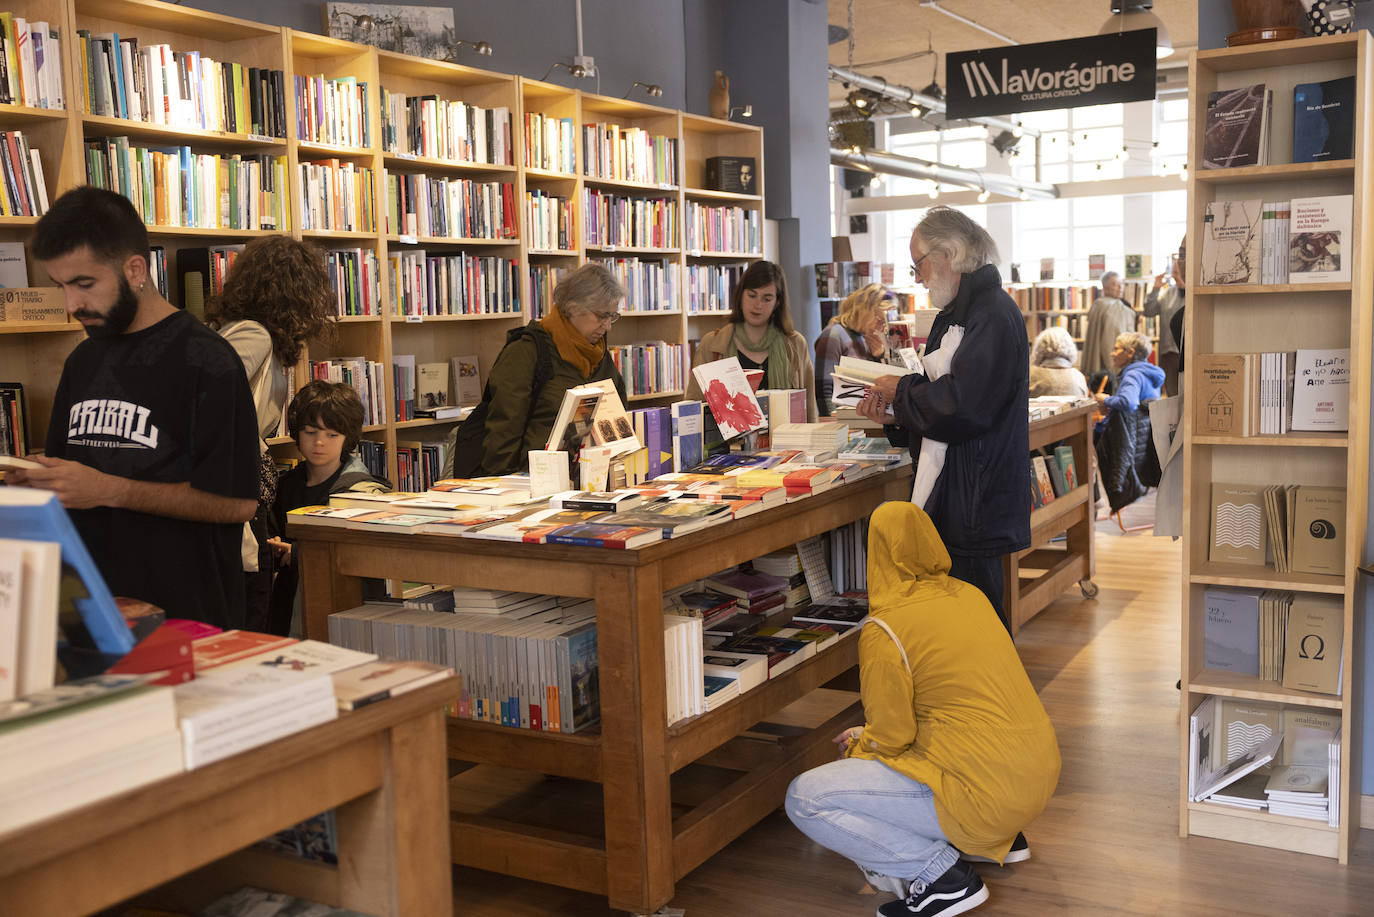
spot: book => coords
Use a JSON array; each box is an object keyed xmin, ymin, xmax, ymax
[
  {"xmin": 216, "ymin": 639, "xmax": 377, "ymax": 675},
  {"xmin": 1202, "ymin": 83, "xmax": 1270, "ymax": 169},
  {"xmin": 544, "ymin": 522, "xmax": 663, "ymax": 549},
  {"xmin": 544, "ymin": 384, "xmax": 603, "ymax": 452},
  {"xmin": 174, "ymin": 662, "xmax": 337, "ymax": 767},
  {"xmin": 1288, "ymin": 195, "xmax": 1352, "ymax": 284},
  {"xmin": 581, "ymin": 377, "xmax": 640, "ymax": 457},
  {"xmin": 1193, "ymin": 353, "xmax": 1248, "ymax": 436},
  {"xmin": 1199, "ymin": 199, "xmax": 1262, "ymax": 285},
  {"xmin": 1280, "ymin": 706, "xmax": 1340, "ymax": 767},
  {"xmin": 414, "ymin": 361, "xmax": 449, "ymax": 413},
  {"xmin": 192, "ymin": 630, "xmax": 299, "ymax": 672},
  {"xmin": 549, "ymin": 490, "xmax": 644, "ymax": 513},
  {"xmin": 1281, "ymin": 594, "xmax": 1343, "ymax": 695},
  {"xmin": 614, "ymin": 500, "xmax": 732, "ymax": 538},
  {"xmin": 691, "ymin": 356, "xmax": 766, "ymax": 440},
  {"xmin": 1187, "ymin": 695, "xmax": 1217, "ymax": 801},
  {"xmin": 705, "ymin": 568, "xmax": 790, "ymax": 602},
  {"xmin": 1031, "ymin": 455, "xmax": 1057, "ymax": 505},
  {"xmin": 1125, "ymin": 253, "xmax": 1143, "ymax": 279},
  {"xmin": 1195, "ymin": 733, "xmax": 1282, "ymax": 801},
  {"xmin": 837, "ymin": 437, "xmax": 905, "ymax": 463},
  {"xmin": 428, "ymin": 479, "xmax": 532, "ymax": 506},
  {"xmin": 670, "ymin": 400, "xmax": 704, "ymax": 473},
  {"xmin": 0, "ymin": 241, "xmax": 25, "ymax": 286},
  {"xmin": 528, "ymin": 449, "xmax": 571, "ymax": 498},
  {"xmin": 1039, "ymin": 257, "xmax": 1053, "ymax": 281},
  {"xmin": 1203, "ymin": 588, "xmax": 1260, "ymax": 676},
  {"xmin": 1292, "ymin": 77, "xmax": 1355, "ymax": 163},
  {"xmin": 330, "ymin": 659, "xmax": 452, "ymax": 710},
  {"xmin": 1053, "ymin": 445, "xmax": 1077, "ymax": 489},
  {"xmin": 1288, "ymin": 486, "xmax": 1345, "ymax": 576},
  {"xmin": 0, "ymin": 535, "xmax": 59, "ymax": 697},
  {"xmin": 1209, "ymin": 482, "xmax": 1265, "ymax": 566},
  {"xmin": 451, "ymin": 353, "xmax": 482, "ymax": 406},
  {"xmin": 1290, "ymin": 348, "xmax": 1349, "ymax": 432}
]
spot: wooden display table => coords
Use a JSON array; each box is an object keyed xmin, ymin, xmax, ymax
[
  {"xmin": 1003, "ymin": 403, "xmax": 1098, "ymax": 633},
  {"xmin": 290, "ymin": 467, "xmax": 912, "ymax": 914},
  {"xmin": 0, "ymin": 677, "xmax": 459, "ymax": 917}
]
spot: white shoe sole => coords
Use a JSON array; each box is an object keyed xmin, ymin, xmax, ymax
[{"xmin": 959, "ymin": 846, "xmax": 1029, "ymax": 865}]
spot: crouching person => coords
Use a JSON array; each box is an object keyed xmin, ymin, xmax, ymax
[{"xmin": 784, "ymin": 502, "xmax": 1060, "ymax": 917}]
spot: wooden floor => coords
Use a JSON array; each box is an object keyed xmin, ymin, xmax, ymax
[{"xmin": 448, "ymin": 516, "xmax": 1374, "ymax": 916}]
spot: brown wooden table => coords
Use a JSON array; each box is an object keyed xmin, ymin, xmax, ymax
[
  {"xmin": 290, "ymin": 466, "xmax": 912, "ymax": 914},
  {"xmin": 1004, "ymin": 403, "xmax": 1098, "ymax": 633},
  {"xmin": 0, "ymin": 677, "xmax": 458, "ymax": 917}
]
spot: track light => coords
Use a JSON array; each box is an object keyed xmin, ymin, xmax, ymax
[
  {"xmin": 335, "ymin": 10, "xmax": 373, "ymax": 30},
  {"xmin": 445, "ymin": 39, "xmax": 493, "ymax": 62},
  {"xmin": 542, "ymin": 61, "xmax": 589, "ymax": 82},
  {"xmin": 728, "ymin": 104, "xmax": 753, "ymax": 120},
  {"xmin": 977, "ymin": 188, "xmax": 991, "ymax": 203},
  {"xmin": 927, "ymin": 183, "xmax": 940, "ymax": 199},
  {"xmin": 623, "ymin": 80, "xmax": 662, "ymax": 99},
  {"xmin": 991, "ymin": 129, "xmax": 1021, "ymax": 156},
  {"xmin": 1018, "ymin": 189, "xmax": 1030, "ymax": 201}
]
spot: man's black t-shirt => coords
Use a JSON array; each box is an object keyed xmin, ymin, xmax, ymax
[{"xmin": 46, "ymin": 309, "xmax": 259, "ymax": 627}]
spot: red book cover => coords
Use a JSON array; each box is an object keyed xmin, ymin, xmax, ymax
[
  {"xmin": 191, "ymin": 629, "xmax": 298, "ymax": 672},
  {"xmin": 107, "ymin": 624, "xmax": 194, "ymax": 683}
]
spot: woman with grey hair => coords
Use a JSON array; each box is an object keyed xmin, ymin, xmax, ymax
[
  {"xmin": 1028, "ymin": 327, "xmax": 1090, "ymax": 398},
  {"xmin": 446, "ymin": 262, "xmax": 629, "ymax": 476},
  {"xmin": 1093, "ymin": 330, "xmax": 1164, "ymax": 433}
]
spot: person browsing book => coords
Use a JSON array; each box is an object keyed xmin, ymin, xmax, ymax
[
  {"xmin": 856, "ymin": 207, "xmax": 1029, "ymax": 631},
  {"xmin": 1028, "ymin": 327, "xmax": 1091, "ymax": 398},
  {"xmin": 686, "ymin": 260, "xmax": 818, "ymax": 420},
  {"xmin": 1093, "ymin": 331, "xmax": 1164, "ymax": 432},
  {"xmin": 268, "ymin": 380, "xmax": 390, "ymax": 635},
  {"xmin": 785, "ymin": 502, "xmax": 1060, "ymax": 917},
  {"xmin": 9, "ymin": 187, "xmax": 258, "ymax": 627},
  {"xmin": 814, "ymin": 283, "xmax": 899, "ymax": 416},
  {"xmin": 449, "ymin": 263, "xmax": 628, "ymax": 476},
  {"xmin": 207, "ymin": 235, "xmax": 337, "ymax": 633},
  {"xmin": 1143, "ymin": 239, "xmax": 1185, "ymax": 396}
]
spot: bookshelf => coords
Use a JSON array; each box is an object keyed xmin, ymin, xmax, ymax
[
  {"xmin": 0, "ymin": 0, "xmax": 764, "ymax": 484},
  {"xmin": 1180, "ymin": 32, "xmax": 1371, "ymax": 863},
  {"xmin": 1006, "ymin": 281, "xmax": 1161, "ymax": 351}
]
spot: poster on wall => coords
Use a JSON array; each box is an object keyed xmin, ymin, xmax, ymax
[
  {"xmin": 946, "ymin": 29, "xmax": 1157, "ymax": 120},
  {"xmin": 323, "ymin": 3, "xmax": 456, "ymax": 58}
]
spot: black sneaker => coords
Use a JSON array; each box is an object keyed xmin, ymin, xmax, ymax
[
  {"xmin": 875, "ymin": 860, "xmax": 988, "ymax": 917},
  {"xmin": 958, "ymin": 832, "xmax": 1030, "ymax": 865}
]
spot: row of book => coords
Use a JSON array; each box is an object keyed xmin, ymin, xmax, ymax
[
  {"xmin": 1202, "ymin": 77, "xmax": 1354, "ymax": 171},
  {"xmin": 0, "ymin": 129, "xmax": 49, "ymax": 216},
  {"xmin": 299, "ymin": 159, "xmax": 375, "ymax": 233},
  {"xmin": 609, "ymin": 341, "xmax": 685, "ymax": 396},
  {"xmin": 1029, "ymin": 445, "xmax": 1079, "ymax": 510},
  {"xmin": 813, "ymin": 261, "xmax": 899, "ymax": 300},
  {"xmin": 387, "ymin": 249, "xmax": 521, "ymax": 318},
  {"xmin": 582, "ymin": 122, "xmax": 678, "ymax": 185},
  {"xmin": 383, "ymin": 174, "xmax": 516, "ymax": 240},
  {"xmin": 0, "ymin": 14, "xmax": 61, "ymax": 109},
  {"xmin": 686, "ymin": 263, "xmax": 744, "ymax": 314},
  {"xmin": 1195, "ymin": 349, "xmax": 1349, "ymax": 438},
  {"xmin": 525, "ymin": 188, "xmax": 574, "ymax": 251},
  {"xmin": 78, "ymin": 33, "xmax": 283, "ymax": 137},
  {"xmin": 1188, "ymin": 696, "xmax": 1341, "ymax": 824},
  {"xmin": 1209, "ymin": 482, "xmax": 1345, "ymax": 578},
  {"xmin": 1199, "ymin": 196, "xmax": 1351, "ymax": 286},
  {"xmin": 394, "ymin": 439, "xmax": 448, "ymax": 493},
  {"xmin": 597, "ymin": 256, "xmax": 680, "ymax": 313},
  {"xmin": 1005, "ymin": 279, "xmax": 1152, "ymax": 312},
  {"xmin": 0, "ymin": 627, "xmax": 449, "ymax": 833},
  {"xmin": 325, "ymin": 247, "xmax": 381, "ymax": 317},
  {"xmin": 85, "ymin": 138, "xmax": 288, "ymax": 231},
  {"xmin": 685, "ymin": 201, "xmax": 760, "ymax": 254},
  {"xmin": 294, "ymin": 73, "xmax": 370, "ymax": 149},
  {"xmin": 582, "ymin": 187, "xmax": 678, "ymax": 249},
  {"xmin": 0, "ymin": 380, "xmax": 27, "ymax": 458},
  {"xmin": 524, "ymin": 111, "xmax": 576, "ymax": 173},
  {"xmin": 528, "ymin": 263, "xmax": 566, "ymax": 319},
  {"xmin": 309, "ymin": 356, "xmax": 386, "ymax": 426},
  {"xmin": 380, "ymin": 90, "xmax": 512, "ymax": 164}
]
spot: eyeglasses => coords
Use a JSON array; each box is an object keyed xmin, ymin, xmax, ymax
[
  {"xmin": 909, "ymin": 250, "xmax": 933, "ymax": 279},
  {"xmin": 590, "ymin": 310, "xmax": 621, "ymax": 325}
]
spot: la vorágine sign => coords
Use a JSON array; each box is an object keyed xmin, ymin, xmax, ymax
[{"xmin": 946, "ymin": 29, "xmax": 1157, "ymax": 120}]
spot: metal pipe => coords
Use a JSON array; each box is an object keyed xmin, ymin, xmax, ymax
[
  {"xmin": 830, "ymin": 147, "xmax": 1058, "ymax": 201},
  {"xmin": 828, "ymin": 64, "xmax": 1039, "ymax": 138},
  {"xmin": 918, "ymin": 0, "xmax": 1016, "ymax": 45}
]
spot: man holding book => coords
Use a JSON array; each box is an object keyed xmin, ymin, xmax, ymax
[
  {"xmin": 9, "ymin": 187, "xmax": 259, "ymax": 627},
  {"xmin": 857, "ymin": 207, "xmax": 1030, "ymax": 630}
]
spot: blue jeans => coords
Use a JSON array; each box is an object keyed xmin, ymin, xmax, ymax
[{"xmin": 785, "ymin": 757, "xmax": 958, "ymax": 884}]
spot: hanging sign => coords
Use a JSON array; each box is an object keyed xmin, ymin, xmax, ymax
[{"xmin": 946, "ymin": 29, "xmax": 1158, "ymax": 120}]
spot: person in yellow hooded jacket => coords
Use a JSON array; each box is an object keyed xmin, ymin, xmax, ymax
[{"xmin": 784, "ymin": 502, "xmax": 1060, "ymax": 917}]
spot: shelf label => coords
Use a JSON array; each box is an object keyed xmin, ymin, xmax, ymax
[
  {"xmin": 604, "ymin": 244, "xmax": 615, "ymax": 252},
  {"xmin": 690, "ymin": 249, "xmax": 702, "ymax": 257},
  {"xmin": 406, "ymin": 314, "xmax": 423, "ymax": 323},
  {"xmin": 398, "ymin": 152, "xmax": 417, "ymax": 160},
  {"xmin": 399, "ymin": 234, "xmax": 418, "ymax": 245},
  {"xmin": 249, "ymin": 134, "xmax": 276, "ymax": 144}
]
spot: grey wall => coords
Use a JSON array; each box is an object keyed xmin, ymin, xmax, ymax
[{"xmin": 1197, "ymin": 0, "xmax": 1374, "ymax": 798}]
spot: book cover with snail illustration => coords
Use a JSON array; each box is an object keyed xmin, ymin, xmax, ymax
[
  {"xmin": 1288, "ymin": 196, "xmax": 1351, "ymax": 284},
  {"xmin": 1289, "ymin": 486, "xmax": 1345, "ymax": 576}
]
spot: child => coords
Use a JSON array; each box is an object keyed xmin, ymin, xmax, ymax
[{"xmin": 267, "ymin": 380, "xmax": 390, "ymax": 634}]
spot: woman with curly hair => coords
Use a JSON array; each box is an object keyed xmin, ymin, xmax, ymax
[{"xmin": 206, "ymin": 235, "xmax": 336, "ymax": 631}]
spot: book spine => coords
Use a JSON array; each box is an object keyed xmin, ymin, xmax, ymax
[{"xmin": 184, "ymin": 694, "xmax": 337, "ymax": 769}]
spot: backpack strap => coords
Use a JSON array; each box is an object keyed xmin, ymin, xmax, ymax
[{"xmin": 862, "ymin": 616, "xmax": 911, "ymax": 672}]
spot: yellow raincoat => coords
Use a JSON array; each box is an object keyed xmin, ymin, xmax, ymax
[{"xmin": 845, "ymin": 502, "xmax": 1061, "ymax": 863}]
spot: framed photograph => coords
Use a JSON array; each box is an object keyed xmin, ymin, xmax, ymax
[{"xmin": 323, "ymin": 2, "xmax": 456, "ymax": 58}]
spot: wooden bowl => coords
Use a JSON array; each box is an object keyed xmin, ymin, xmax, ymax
[{"xmin": 1226, "ymin": 25, "xmax": 1306, "ymax": 45}]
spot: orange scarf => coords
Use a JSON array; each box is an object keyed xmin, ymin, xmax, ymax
[{"xmin": 541, "ymin": 308, "xmax": 605, "ymax": 380}]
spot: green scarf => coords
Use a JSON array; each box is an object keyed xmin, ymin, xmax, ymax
[{"xmin": 728, "ymin": 322, "xmax": 790, "ymax": 390}]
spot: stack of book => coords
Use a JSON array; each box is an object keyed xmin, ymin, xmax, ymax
[
  {"xmin": 706, "ymin": 568, "xmax": 789, "ymax": 616},
  {"xmin": 771, "ymin": 422, "xmax": 848, "ymax": 458},
  {"xmin": 663, "ymin": 612, "xmax": 704, "ymax": 725},
  {"xmin": 1263, "ymin": 765, "xmax": 1329, "ymax": 820},
  {"xmin": 750, "ymin": 547, "xmax": 811, "ymax": 608},
  {"xmin": 1209, "ymin": 482, "xmax": 1346, "ymax": 578}
]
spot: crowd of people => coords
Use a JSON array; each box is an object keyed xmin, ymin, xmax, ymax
[{"xmin": 13, "ymin": 188, "xmax": 1201, "ymax": 915}]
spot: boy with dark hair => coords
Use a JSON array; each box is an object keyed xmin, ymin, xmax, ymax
[
  {"xmin": 10, "ymin": 186, "xmax": 259, "ymax": 627},
  {"xmin": 267, "ymin": 380, "xmax": 390, "ymax": 634}
]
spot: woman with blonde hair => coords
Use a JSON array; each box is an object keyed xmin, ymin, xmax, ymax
[
  {"xmin": 814, "ymin": 282, "xmax": 895, "ymax": 415},
  {"xmin": 1028, "ymin": 326, "xmax": 1091, "ymax": 398}
]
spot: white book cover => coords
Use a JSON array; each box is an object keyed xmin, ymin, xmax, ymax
[
  {"xmin": 174, "ymin": 663, "xmax": 335, "ymax": 743},
  {"xmin": 1288, "ymin": 195, "xmax": 1352, "ymax": 284},
  {"xmin": 1290, "ymin": 348, "xmax": 1349, "ymax": 432},
  {"xmin": 0, "ymin": 241, "xmax": 27, "ymax": 287},
  {"xmin": 0, "ymin": 537, "xmax": 60, "ymax": 697},
  {"xmin": 691, "ymin": 356, "xmax": 766, "ymax": 440}
]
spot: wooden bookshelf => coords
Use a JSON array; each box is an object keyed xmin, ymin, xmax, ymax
[{"xmin": 1180, "ymin": 32, "xmax": 1371, "ymax": 863}]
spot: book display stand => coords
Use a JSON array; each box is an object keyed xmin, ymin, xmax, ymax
[{"xmin": 1181, "ymin": 32, "xmax": 1370, "ymax": 861}]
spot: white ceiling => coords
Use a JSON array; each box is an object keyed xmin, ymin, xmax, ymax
[{"xmin": 827, "ymin": 0, "xmax": 1199, "ymax": 104}]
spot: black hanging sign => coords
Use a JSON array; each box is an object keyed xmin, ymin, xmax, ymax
[{"xmin": 945, "ymin": 29, "xmax": 1158, "ymax": 120}]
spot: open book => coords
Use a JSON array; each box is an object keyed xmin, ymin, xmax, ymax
[
  {"xmin": 830, "ymin": 356, "xmax": 917, "ymax": 409},
  {"xmin": 1194, "ymin": 733, "xmax": 1282, "ymax": 802},
  {"xmin": 581, "ymin": 378, "xmax": 642, "ymax": 457},
  {"xmin": 544, "ymin": 385, "xmax": 604, "ymax": 453}
]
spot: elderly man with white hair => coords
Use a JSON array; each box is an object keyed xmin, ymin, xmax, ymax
[
  {"xmin": 1081, "ymin": 269, "xmax": 1138, "ymax": 383},
  {"xmin": 859, "ymin": 206, "xmax": 1030, "ymax": 633}
]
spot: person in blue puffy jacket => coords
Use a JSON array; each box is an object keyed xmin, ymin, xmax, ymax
[{"xmin": 1094, "ymin": 331, "xmax": 1165, "ymax": 432}]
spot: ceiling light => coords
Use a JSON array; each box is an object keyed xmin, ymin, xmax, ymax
[
  {"xmin": 1098, "ymin": 0, "xmax": 1173, "ymax": 59},
  {"xmin": 729, "ymin": 104, "xmax": 753, "ymax": 120},
  {"xmin": 977, "ymin": 189, "xmax": 991, "ymax": 203},
  {"xmin": 927, "ymin": 183, "xmax": 940, "ymax": 199},
  {"xmin": 991, "ymin": 129, "xmax": 1021, "ymax": 156},
  {"xmin": 1018, "ymin": 189, "xmax": 1030, "ymax": 201}
]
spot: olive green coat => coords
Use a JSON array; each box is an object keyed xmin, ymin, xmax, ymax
[{"xmin": 479, "ymin": 323, "xmax": 627, "ymax": 475}]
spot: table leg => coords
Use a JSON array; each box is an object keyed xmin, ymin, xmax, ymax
[
  {"xmin": 299, "ymin": 539, "xmax": 362, "ymax": 641},
  {"xmin": 334, "ymin": 710, "xmax": 453, "ymax": 917}
]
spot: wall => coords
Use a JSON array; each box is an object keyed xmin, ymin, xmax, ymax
[{"xmin": 1197, "ymin": 0, "xmax": 1374, "ymax": 799}]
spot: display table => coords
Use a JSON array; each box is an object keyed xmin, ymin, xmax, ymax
[
  {"xmin": 290, "ymin": 466, "xmax": 912, "ymax": 914},
  {"xmin": 0, "ymin": 677, "xmax": 458, "ymax": 917},
  {"xmin": 1003, "ymin": 403, "xmax": 1098, "ymax": 633}
]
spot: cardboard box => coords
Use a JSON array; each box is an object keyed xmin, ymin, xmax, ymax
[
  {"xmin": 705, "ymin": 156, "xmax": 758, "ymax": 195},
  {"xmin": 0, "ymin": 287, "xmax": 66, "ymax": 324}
]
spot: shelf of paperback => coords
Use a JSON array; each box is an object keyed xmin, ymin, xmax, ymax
[{"xmin": 1181, "ymin": 31, "xmax": 1371, "ymax": 862}]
